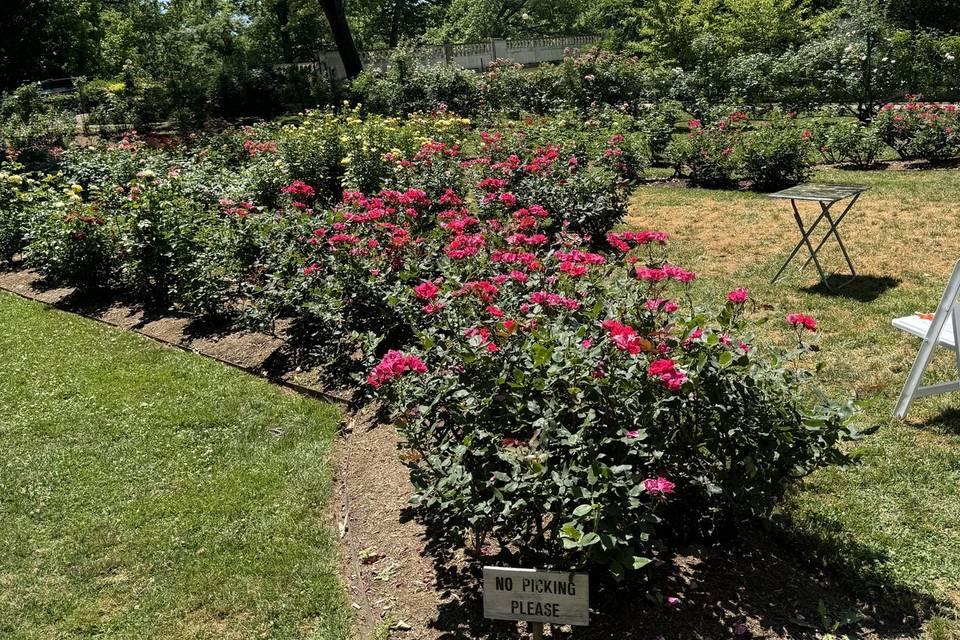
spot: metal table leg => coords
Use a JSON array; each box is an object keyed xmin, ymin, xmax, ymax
[
  {"xmin": 771, "ymin": 199, "xmax": 830, "ymax": 284},
  {"xmin": 801, "ymin": 193, "xmax": 859, "ymax": 272},
  {"xmin": 799, "ymin": 194, "xmax": 859, "ymax": 289}
]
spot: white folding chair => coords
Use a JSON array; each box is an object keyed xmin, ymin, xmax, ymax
[{"xmin": 893, "ymin": 260, "xmax": 960, "ymax": 419}]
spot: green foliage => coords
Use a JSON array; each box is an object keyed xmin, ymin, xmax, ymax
[
  {"xmin": 669, "ymin": 114, "xmax": 745, "ymax": 187},
  {"xmin": 24, "ymin": 190, "xmax": 117, "ymax": 289},
  {"xmin": 351, "ymin": 46, "xmax": 482, "ymax": 117},
  {"xmin": 718, "ymin": 0, "xmax": 811, "ymax": 55},
  {"xmin": 424, "ymin": 0, "xmax": 585, "ymax": 42},
  {"xmin": 738, "ymin": 116, "xmax": 814, "ymax": 190},
  {"xmin": 670, "ymin": 111, "xmax": 817, "ymax": 189},
  {"xmin": 374, "ymin": 235, "xmax": 861, "ymax": 575},
  {"xmin": 812, "ymin": 119, "xmax": 885, "ymax": 167},
  {"xmin": 0, "ymin": 168, "xmax": 44, "ymax": 262},
  {"xmin": 114, "ymin": 175, "xmax": 213, "ymax": 302},
  {"xmin": 634, "ymin": 101, "xmax": 683, "ymax": 162},
  {"xmin": 875, "ymin": 99, "xmax": 960, "ymax": 161},
  {"xmin": 0, "ymin": 85, "xmax": 76, "ymax": 162}
]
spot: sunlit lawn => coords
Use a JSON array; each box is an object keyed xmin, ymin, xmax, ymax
[
  {"xmin": 629, "ymin": 167, "xmax": 960, "ymax": 620},
  {"xmin": 0, "ymin": 293, "xmax": 348, "ymax": 639}
]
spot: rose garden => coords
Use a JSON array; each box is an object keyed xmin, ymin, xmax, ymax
[{"xmin": 4, "ymin": 12, "xmax": 960, "ymax": 639}]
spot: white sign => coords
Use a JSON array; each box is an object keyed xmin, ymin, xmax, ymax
[{"xmin": 482, "ymin": 566, "xmax": 589, "ymax": 626}]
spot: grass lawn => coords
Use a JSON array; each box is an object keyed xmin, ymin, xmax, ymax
[
  {"xmin": 629, "ymin": 167, "xmax": 960, "ymax": 621},
  {"xmin": 0, "ymin": 292, "xmax": 348, "ymax": 640}
]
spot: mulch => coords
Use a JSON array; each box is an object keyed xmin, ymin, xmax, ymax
[{"xmin": 333, "ymin": 410, "xmax": 929, "ymax": 640}]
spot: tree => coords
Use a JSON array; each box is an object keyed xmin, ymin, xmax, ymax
[
  {"xmin": 345, "ymin": 0, "xmax": 443, "ymax": 49},
  {"xmin": 319, "ymin": 0, "xmax": 362, "ymax": 78},
  {"xmin": 0, "ymin": 0, "xmax": 101, "ymax": 90},
  {"xmin": 885, "ymin": 0, "xmax": 960, "ymax": 33},
  {"xmin": 272, "ymin": 0, "xmax": 295, "ymax": 63},
  {"xmin": 834, "ymin": 0, "xmax": 890, "ymax": 120},
  {"xmin": 636, "ymin": 0, "xmax": 718, "ymax": 68},
  {"xmin": 719, "ymin": 0, "xmax": 810, "ymax": 55},
  {"xmin": 425, "ymin": 0, "xmax": 585, "ymax": 42}
]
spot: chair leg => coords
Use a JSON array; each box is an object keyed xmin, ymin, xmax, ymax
[
  {"xmin": 952, "ymin": 306, "xmax": 960, "ymax": 381},
  {"xmin": 894, "ymin": 264, "xmax": 960, "ymax": 419},
  {"xmin": 895, "ymin": 336, "xmax": 939, "ymax": 419}
]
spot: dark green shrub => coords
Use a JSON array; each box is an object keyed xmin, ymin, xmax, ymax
[
  {"xmin": 0, "ymin": 168, "xmax": 42, "ymax": 262},
  {"xmin": 668, "ymin": 114, "xmax": 744, "ymax": 187},
  {"xmin": 114, "ymin": 175, "xmax": 213, "ymax": 302},
  {"xmin": 738, "ymin": 117, "xmax": 814, "ymax": 190},
  {"xmin": 350, "ymin": 47, "xmax": 482, "ymax": 117},
  {"xmin": 24, "ymin": 194, "xmax": 118, "ymax": 289},
  {"xmin": 812, "ymin": 120, "xmax": 886, "ymax": 167}
]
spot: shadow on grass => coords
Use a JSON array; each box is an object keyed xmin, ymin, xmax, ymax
[
  {"xmin": 832, "ymin": 162, "xmax": 888, "ymax": 171},
  {"xmin": 406, "ymin": 507, "xmax": 935, "ymax": 640},
  {"xmin": 803, "ymin": 274, "xmax": 901, "ymax": 303},
  {"xmin": 913, "ymin": 406, "xmax": 960, "ymax": 436}
]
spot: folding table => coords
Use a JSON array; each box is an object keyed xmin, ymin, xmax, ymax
[{"xmin": 768, "ymin": 183, "xmax": 868, "ymax": 290}]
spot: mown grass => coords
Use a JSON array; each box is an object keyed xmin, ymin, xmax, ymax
[
  {"xmin": 0, "ymin": 292, "xmax": 348, "ymax": 639},
  {"xmin": 628, "ymin": 167, "xmax": 960, "ymax": 624}
]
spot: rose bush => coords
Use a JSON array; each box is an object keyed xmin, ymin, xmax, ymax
[
  {"xmin": 812, "ymin": 120, "xmax": 886, "ymax": 168},
  {"xmin": 355, "ymin": 186, "xmax": 863, "ymax": 577},
  {"xmin": 670, "ymin": 112, "xmax": 816, "ymax": 190},
  {"xmin": 669, "ymin": 114, "xmax": 746, "ymax": 187},
  {"xmin": 24, "ymin": 189, "xmax": 118, "ymax": 289},
  {"xmin": 875, "ymin": 98, "xmax": 960, "ymax": 161},
  {"xmin": 738, "ymin": 116, "xmax": 814, "ymax": 190},
  {"xmin": 0, "ymin": 167, "xmax": 48, "ymax": 262}
]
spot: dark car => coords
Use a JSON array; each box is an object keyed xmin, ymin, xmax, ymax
[{"xmin": 37, "ymin": 78, "xmax": 76, "ymax": 95}]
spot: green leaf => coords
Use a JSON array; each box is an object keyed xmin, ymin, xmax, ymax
[
  {"xmin": 560, "ymin": 523, "xmax": 582, "ymax": 541},
  {"xmin": 609, "ymin": 561, "xmax": 625, "ymax": 581},
  {"xmin": 579, "ymin": 532, "xmax": 600, "ymax": 547},
  {"xmin": 532, "ymin": 343, "xmax": 553, "ymax": 367},
  {"xmin": 572, "ymin": 504, "xmax": 593, "ymax": 517}
]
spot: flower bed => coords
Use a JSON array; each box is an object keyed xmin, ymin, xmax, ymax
[{"xmin": 0, "ymin": 108, "xmax": 865, "ymax": 582}]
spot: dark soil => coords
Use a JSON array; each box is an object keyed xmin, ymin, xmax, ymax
[{"xmin": 333, "ymin": 412, "xmax": 931, "ymax": 640}]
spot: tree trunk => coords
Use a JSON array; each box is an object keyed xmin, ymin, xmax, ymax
[
  {"xmin": 388, "ymin": 0, "xmax": 402, "ymax": 48},
  {"xmin": 273, "ymin": 0, "xmax": 294, "ymax": 64},
  {"xmin": 319, "ymin": 0, "xmax": 363, "ymax": 79}
]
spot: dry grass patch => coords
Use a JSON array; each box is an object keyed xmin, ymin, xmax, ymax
[{"xmin": 626, "ymin": 168, "xmax": 960, "ymax": 626}]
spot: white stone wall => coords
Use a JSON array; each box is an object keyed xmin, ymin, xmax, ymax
[{"xmin": 294, "ymin": 35, "xmax": 601, "ymax": 80}]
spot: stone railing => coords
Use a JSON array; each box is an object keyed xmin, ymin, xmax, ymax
[{"xmin": 294, "ymin": 35, "xmax": 601, "ymax": 80}]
